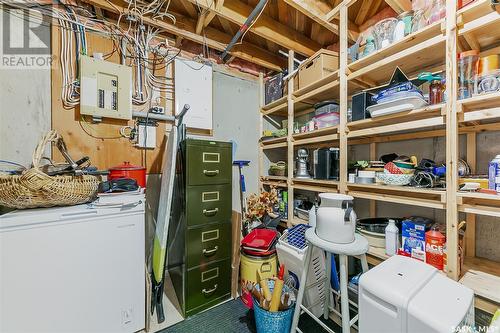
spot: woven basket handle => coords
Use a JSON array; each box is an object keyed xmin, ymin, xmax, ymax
[{"xmin": 32, "ymin": 130, "xmax": 60, "ymax": 169}]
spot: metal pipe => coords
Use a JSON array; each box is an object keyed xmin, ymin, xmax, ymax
[
  {"xmin": 220, "ymin": 0, "xmax": 267, "ymax": 62},
  {"xmin": 132, "ymin": 111, "xmax": 174, "ymax": 121}
]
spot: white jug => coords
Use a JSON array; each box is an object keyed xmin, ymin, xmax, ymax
[{"xmin": 316, "ymin": 193, "xmax": 357, "ymax": 244}]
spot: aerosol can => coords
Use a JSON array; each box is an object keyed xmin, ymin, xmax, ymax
[{"xmin": 489, "ymin": 155, "xmax": 500, "ymax": 193}]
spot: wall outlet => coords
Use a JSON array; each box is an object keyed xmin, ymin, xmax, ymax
[
  {"xmin": 150, "ymin": 106, "xmax": 165, "ymax": 114},
  {"xmin": 121, "ymin": 308, "xmax": 133, "ymax": 326}
]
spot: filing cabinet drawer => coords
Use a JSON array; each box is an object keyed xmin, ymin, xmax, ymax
[
  {"xmin": 186, "ymin": 259, "xmax": 231, "ymax": 312},
  {"xmin": 186, "ymin": 184, "xmax": 231, "ymax": 226},
  {"xmin": 185, "ymin": 140, "xmax": 232, "ymax": 186},
  {"xmin": 186, "ymin": 222, "xmax": 231, "ymax": 269}
]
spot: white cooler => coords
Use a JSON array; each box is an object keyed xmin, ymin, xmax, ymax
[{"xmin": 358, "ymin": 255, "xmax": 474, "ymax": 333}]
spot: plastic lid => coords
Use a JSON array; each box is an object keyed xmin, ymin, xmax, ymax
[
  {"xmin": 459, "ymin": 50, "xmax": 479, "ymax": 58},
  {"xmin": 109, "ymin": 161, "xmax": 146, "ymax": 171}
]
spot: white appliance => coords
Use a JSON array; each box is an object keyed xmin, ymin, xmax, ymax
[
  {"xmin": 358, "ymin": 255, "xmax": 474, "ymax": 333},
  {"xmin": 0, "ymin": 193, "xmax": 145, "ymax": 333}
]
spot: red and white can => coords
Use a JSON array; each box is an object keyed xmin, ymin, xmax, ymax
[{"xmin": 425, "ymin": 228, "xmax": 446, "ymax": 270}]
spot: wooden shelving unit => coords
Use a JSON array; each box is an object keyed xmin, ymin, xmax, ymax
[{"xmin": 258, "ymin": 0, "xmax": 500, "ymax": 314}]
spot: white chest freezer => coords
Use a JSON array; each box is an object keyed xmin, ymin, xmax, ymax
[
  {"xmin": 358, "ymin": 255, "xmax": 474, "ymax": 333},
  {"xmin": 0, "ymin": 193, "xmax": 145, "ymax": 333}
]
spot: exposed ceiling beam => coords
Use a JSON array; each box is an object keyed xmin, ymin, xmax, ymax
[
  {"xmin": 283, "ymin": 0, "xmax": 359, "ymax": 42},
  {"xmin": 203, "ymin": 0, "xmax": 224, "ymax": 28},
  {"xmin": 177, "ymin": 0, "xmax": 198, "ymax": 18},
  {"xmin": 80, "ymin": 0, "xmax": 285, "ymax": 71},
  {"xmin": 282, "ymin": 0, "xmax": 340, "ymax": 34},
  {"xmin": 195, "ymin": 12, "xmax": 207, "ymax": 34},
  {"xmin": 384, "ymin": 0, "xmax": 412, "ymax": 14},
  {"xmin": 185, "ymin": 0, "xmax": 321, "ymax": 56},
  {"xmin": 355, "ymin": 0, "xmax": 371, "ymax": 25}
]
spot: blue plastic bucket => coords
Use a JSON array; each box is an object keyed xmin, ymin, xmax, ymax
[{"xmin": 253, "ymin": 281, "xmax": 295, "ymax": 333}]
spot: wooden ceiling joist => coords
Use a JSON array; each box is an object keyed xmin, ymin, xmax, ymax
[
  {"xmin": 282, "ymin": 0, "xmax": 358, "ymax": 42},
  {"xmin": 282, "ymin": 0, "xmax": 340, "ymax": 34},
  {"xmin": 80, "ymin": 0, "xmax": 285, "ymax": 71},
  {"xmin": 384, "ymin": 0, "xmax": 412, "ymax": 14},
  {"xmin": 185, "ymin": 0, "xmax": 321, "ymax": 56}
]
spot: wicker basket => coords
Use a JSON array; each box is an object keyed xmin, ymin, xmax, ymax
[
  {"xmin": 0, "ymin": 131, "xmax": 100, "ymax": 209},
  {"xmin": 269, "ymin": 161, "xmax": 287, "ymax": 177}
]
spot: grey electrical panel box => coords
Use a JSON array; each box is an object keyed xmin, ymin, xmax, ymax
[{"xmin": 80, "ymin": 55, "xmax": 132, "ymax": 120}]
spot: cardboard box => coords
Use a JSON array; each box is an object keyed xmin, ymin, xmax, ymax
[
  {"xmin": 298, "ymin": 49, "xmax": 339, "ymax": 90},
  {"xmin": 402, "ymin": 220, "xmax": 426, "ymax": 262}
]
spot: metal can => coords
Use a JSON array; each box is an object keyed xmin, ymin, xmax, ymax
[{"xmin": 489, "ymin": 155, "xmax": 500, "ymax": 193}]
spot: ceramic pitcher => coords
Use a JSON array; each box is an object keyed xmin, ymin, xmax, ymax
[{"xmin": 315, "ymin": 193, "xmax": 357, "ymax": 244}]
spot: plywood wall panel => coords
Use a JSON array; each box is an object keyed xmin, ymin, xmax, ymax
[{"xmin": 50, "ymin": 25, "xmax": 172, "ymax": 174}]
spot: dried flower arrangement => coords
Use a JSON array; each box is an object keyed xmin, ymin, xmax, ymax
[{"xmin": 245, "ymin": 187, "xmax": 278, "ymax": 221}]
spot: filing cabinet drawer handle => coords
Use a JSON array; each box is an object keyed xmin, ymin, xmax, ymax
[
  {"xmin": 203, "ymin": 208, "xmax": 219, "ymax": 216},
  {"xmin": 203, "ymin": 169, "xmax": 219, "ymax": 176},
  {"xmin": 203, "ymin": 246, "xmax": 218, "ymax": 256},
  {"xmin": 202, "ymin": 284, "xmax": 218, "ymax": 295}
]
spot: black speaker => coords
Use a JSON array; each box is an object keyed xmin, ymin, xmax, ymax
[
  {"xmin": 351, "ymin": 91, "xmax": 375, "ymax": 122},
  {"xmin": 265, "ymin": 73, "xmax": 284, "ymax": 105}
]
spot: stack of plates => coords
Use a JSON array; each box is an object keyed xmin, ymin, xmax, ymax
[{"xmin": 367, "ymin": 93, "xmax": 428, "ymax": 118}]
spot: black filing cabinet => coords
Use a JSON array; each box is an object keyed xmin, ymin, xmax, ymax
[{"xmin": 167, "ymin": 139, "xmax": 232, "ymax": 317}]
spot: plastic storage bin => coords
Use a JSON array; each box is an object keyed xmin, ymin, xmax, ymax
[
  {"xmin": 313, "ymin": 112, "xmax": 340, "ymax": 129},
  {"xmin": 276, "ymin": 224, "xmax": 327, "ymax": 317}
]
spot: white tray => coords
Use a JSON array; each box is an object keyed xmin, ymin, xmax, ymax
[{"xmin": 367, "ymin": 95, "xmax": 428, "ymax": 118}]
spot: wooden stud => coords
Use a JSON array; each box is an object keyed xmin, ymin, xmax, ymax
[
  {"xmin": 258, "ymin": 73, "xmax": 264, "ymax": 186},
  {"xmin": 445, "ymin": 0, "xmax": 459, "ymax": 281},
  {"xmin": 287, "ymin": 50, "xmax": 295, "ymax": 228},
  {"xmin": 384, "ymin": 0, "xmax": 412, "ymax": 14},
  {"xmin": 355, "ymin": 0, "xmax": 372, "ymax": 25},
  {"xmin": 339, "ymin": 3, "xmax": 348, "ymax": 194},
  {"xmin": 369, "ymin": 142, "xmax": 377, "ymax": 216}
]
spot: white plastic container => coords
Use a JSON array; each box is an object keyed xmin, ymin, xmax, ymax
[
  {"xmin": 385, "ymin": 219, "xmax": 399, "ymax": 256},
  {"xmin": 359, "ymin": 256, "xmax": 474, "ymax": 333},
  {"xmin": 309, "ymin": 206, "xmax": 316, "ymax": 228}
]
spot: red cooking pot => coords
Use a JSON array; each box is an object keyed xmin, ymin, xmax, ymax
[{"xmin": 108, "ymin": 162, "xmax": 146, "ymax": 188}]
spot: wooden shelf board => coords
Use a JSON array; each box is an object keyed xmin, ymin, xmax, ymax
[
  {"xmin": 348, "ymin": 20, "xmax": 444, "ymax": 74},
  {"xmin": 290, "ymin": 217, "xmax": 308, "ymax": 226},
  {"xmin": 261, "ymin": 141, "xmax": 287, "ymax": 150},
  {"xmin": 348, "ymin": 34, "xmax": 446, "ymax": 89},
  {"xmin": 459, "ymin": 92, "xmax": 500, "ymax": 112},
  {"xmin": 292, "ymin": 178, "xmax": 340, "ymax": 186},
  {"xmin": 261, "ymin": 96, "xmax": 287, "ymax": 111},
  {"xmin": 292, "ymin": 126, "xmax": 340, "ymax": 146},
  {"xmin": 459, "ymin": 203, "xmax": 500, "ymax": 218},
  {"xmin": 292, "ymin": 125, "xmax": 339, "ymax": 139},
  {"xmin": 260, "ymin": 136, "xmax": 287, "ymax": 146},
  {"xmin": 457, "ymin": 191, "xmax": 500, "ymax": 202},
  {"xmin": 293, "ymin": 70, "xmax": 339, "ymax": 99},
  {"xmin": 347, "ymin": 104, "xmax": 445, "ymax": 132},
  {"xmin": 292, "ymin": 179, "xmax": 340, "ymax": 193},
  {"xmin": 347, "ymin": 183, "xmax": 446, "ymax": 209},
  {"xmin": 458, "ymin": 0, "xmax": 500, "ymax": 51},
  {"xmin": 261, "ymin": 175, "xmax": 287, "ymax": 181},
  {"xmin": 261, "ymin": 180, "xmax": 288, "ymax": 188},
  {"xmin": 347, "ymin": 116, "xmax": 445, "ymax": 139},
  {"xmin": 461, "ymin": 257, "xmax": 500, "ymax": 305}
]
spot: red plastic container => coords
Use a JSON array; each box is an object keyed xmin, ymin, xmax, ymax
[
  {"xmin": 425, "ymin": 227, "xmax": 446, "ymax": 270},
  {"xmin": 108, "ymin": 162, "xmax": 147, "ymax": 188}
]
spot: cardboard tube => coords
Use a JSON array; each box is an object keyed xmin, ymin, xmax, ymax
[
  {"xmin": 269, "ymin": 279, "xmax": 284, "ymax": 312},
  {"xmin": 257, "ymin": 271, "xmax": 272, "ymax": 301}
]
